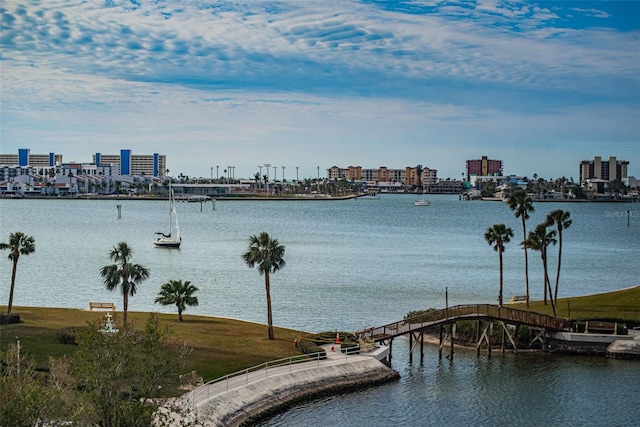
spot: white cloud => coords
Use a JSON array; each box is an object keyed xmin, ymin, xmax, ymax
[{"xmin": 1, "ymin": 0, "xmax": 638, "ymax": 179}]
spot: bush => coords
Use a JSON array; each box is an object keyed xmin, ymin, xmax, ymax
[
  {"xmin": 56, "ymin": 327, "xmax": 87, "ymax": 345},
  {"xmin": 297, "ymin": 337, "xmax": 325, "ymax": 358}
]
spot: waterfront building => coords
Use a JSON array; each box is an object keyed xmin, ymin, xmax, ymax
[
  {"xmin": 93, "ymin": 150, "xmax": 166, "ymax": 177},
  {"xmin": 579, "ymin": 156, "xmax": 629, "ymax": 183},
  {"xmin": 327, "ymin": 165, "xmax": 438, "ymax": 188},
  {"xmin": 466, "ymin": 156, "xmax": 503, "ymax": 181},
  {"xmin": 0, "ymin": 149, "xmax": 62, "ymax": 168}
]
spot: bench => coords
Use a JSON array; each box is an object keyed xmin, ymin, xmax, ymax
[
  {"xmin": 89, "ymin": 302, "xmax": 115, "ymax": 311},
  {"xmin": 508, "ymin": 295, "xmax": 527, "ymax": 304}
]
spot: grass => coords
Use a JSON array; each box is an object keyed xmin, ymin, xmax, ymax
[
  {"xmin": 516, "ymin": 285, "xmax": 640, "ymax": 324},
  {"xmin": 2, "ymin": 286, "xmax": 639, "ymax": 386},
  {"xmin": 0, "ymin": 306, "xmax": 304, "ymax": 383}
]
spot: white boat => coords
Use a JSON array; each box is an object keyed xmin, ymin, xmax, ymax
[
  {"xmin": 154, "ymin": 183, "xmax": 181, "ymax": 248},
  {"xmin": 413, "ymin": 193, "xmax": 430, "ymax": 206}
]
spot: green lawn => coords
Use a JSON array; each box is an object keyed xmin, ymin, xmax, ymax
[
  {"xmin": 516, "ymin": 285, "xmax": 640, "ymax": 324},
  {"xmin": 2, "ymin": 285, "xmax": 639, "ymax": 385},
  {"xmin": 0, "ymin": 306, "xmax": 304, "ymax": 382}
]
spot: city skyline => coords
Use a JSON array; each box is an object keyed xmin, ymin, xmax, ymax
[{"xmin": 1, "ymin": 1, "xmax": 638, "ymax": 180}]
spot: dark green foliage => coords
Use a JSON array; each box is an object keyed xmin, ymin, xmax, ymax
[
  {"xmin": 404, "ymin": 308, "xmax": 437, "ymax": 321},
  {"xmin": 56, "ymin": 327, "xmax": 87, "ymax": 345}
]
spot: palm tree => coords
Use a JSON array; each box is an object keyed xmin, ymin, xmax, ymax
[
  {"xmin": 242, "ymin": 232, "xmax": 286, "ymax": 340},
  {"xmin": 0, "ymin": 232, "xmax": 36, "ymax": 315},
  {"xmin": 99, "ymin": 242, "xmax": 150, "ymax": 324},
  {"xmin": 525, "ymin": 222, "xmax": 557, "ymax": 315},
  {"xmin": 484, "ymin": 224, "xmax": 514, "ymax": 307},
  {"xmin": 154, "ymin": 279, "xmax": 199, "ymax": 321},
  {"xmin": 547, "ymin": 209, "xmax": 572, "ymax": 304},
  {"xmin": 507, "ymin": 189, "xmax": 535, "ymax": 307}
]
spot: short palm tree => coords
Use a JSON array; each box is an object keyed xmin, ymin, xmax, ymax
[
  {"xmin": 100, "ymin": 242, "xmax": 150, "ymax": 324},
  {"xmin": 546, "ymin": 209, "xmax": 572, "ymax": 304},
  {"xmin": 154, "ymin": 279, "xmax": 199, "ymax": 321},
  {"xmin": 507, "ymin": 189, "xmax": 535, "ymax": 307},
  {"xmin": 242, "ymin": 232, "xmax": 286, "ymax": 340},
  {"xmin": 484, "ymin": 224, "xmax": 514, "ymax": 307},
  {"xmin": 0, "ymin": 232, "xmax": 36, "ymax": 315},
  {"xmin": 525, "ymin": 222, "xmax": 557, "ymax": 315}
]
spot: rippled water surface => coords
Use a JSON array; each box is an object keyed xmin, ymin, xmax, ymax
[{"xmin": 1, "ymin": 195, "xmax": 639, "ymax": 426}]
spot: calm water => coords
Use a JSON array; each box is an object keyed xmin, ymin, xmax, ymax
[{"xmin": 1, "ymin": 195, "xmax": 639, "ymax": 426}]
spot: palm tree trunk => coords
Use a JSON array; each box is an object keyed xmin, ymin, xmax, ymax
[
  {"xmin": 542, "ymin": 252, "xmax": 548, "ymax": 305},
  {"xmin": 265, "ymin": 271, "xmax": 275, "ymax": 340},
  {"xmin": 543, "ymin": 250, "xmax": 556, "ymax": 316},
  {"xmin": 522, "ymin": 217, "xmax": 530, "ymax": 308},
  {"xmin": 123, "ymin": 292, "xmax": 129, "ymax": 324},
  {"xmin": 7, "ymin": 258, "xmax": 18, "ymax": 314},
  {"xmin": 498, "ymin": 248, "xmax": 504, "ymax": 307},
  {"xmin": 554, "ymin": 231, "xmax": 563, "ymax": 304}
]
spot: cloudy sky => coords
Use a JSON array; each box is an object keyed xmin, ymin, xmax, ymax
[{"xmin": 1, "ymin": 0, "xmax": 638, "ymax": 180}]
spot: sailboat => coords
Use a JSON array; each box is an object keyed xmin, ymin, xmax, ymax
[
  {"xmin": 413, "ymin": 192, "xmax": 430, "ymax": 206},
  {"xmin": 154, "ymin": 182, "xmax": 181, "ymax": 248}
]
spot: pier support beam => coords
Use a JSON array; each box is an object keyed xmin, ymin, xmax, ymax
[{"xmin": 408, "ymin": 330, "xmax": 424, "ymax": 364}]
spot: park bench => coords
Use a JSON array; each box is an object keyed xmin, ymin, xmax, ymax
[
  {"xmin": 508, "ymin": 295, "xmax": 527, "ymax": 304},
  {"xmin": 89, "ymin": 302, "xmax": 115, "ymax": 311}
]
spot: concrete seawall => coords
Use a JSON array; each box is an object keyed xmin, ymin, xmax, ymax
[{"xmin": 190, "ymin": 358, "xmax": 399, "ymax": 427}]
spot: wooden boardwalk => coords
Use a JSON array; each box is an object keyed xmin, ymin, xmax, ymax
[{"xmin": 356, "ymin": 304, "xmax": 571, "ymax": 361}]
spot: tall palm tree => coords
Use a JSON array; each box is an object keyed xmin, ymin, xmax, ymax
[
  {"xmin": 0, "ymin": 232, "xmax": 36, "ymax": 315},
  {"xmin": 154, "ymin": 279, "xmax": 199, "ymax": 321},
  {"xmin": 99, "ymin": 242, "xmax": 150, "ymax": 324},
  {"xmin": 507, "ymin": 189, "xmax": 535, "ymax": 307},
  {"xmin": 242, "ymin": 232, "xmax": 286, "ymax": 340},
  {"xmin": 546, "ymin": 209, "xmax": 572, "ymax": 305},
  {"xmin": 484, "ymin": 224, "xmax": 514, "ymax": 307},
  {"xmin": 525, "ymin": 222, "xmax": 557, "ymax": 316}
]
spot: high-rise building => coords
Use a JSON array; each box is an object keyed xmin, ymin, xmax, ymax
[
  {"xmin": 0, "ymin": 149, "xmax": 62, "ymax": 167},
  {"xmin": 466, "ymin": 156, "xmax": 503, "ymax": 181},
  {"xmin": 579, "ymin": 156, "xmax": 629, "ymax": 183},
  {"xmin": 93, "ymin": 150, "xmax": 166, "ymax": 177}
]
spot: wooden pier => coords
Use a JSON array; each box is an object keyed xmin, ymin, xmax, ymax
[{"xmin": 356, "ymin": 304, "xmax": 570, "ymax": 362}]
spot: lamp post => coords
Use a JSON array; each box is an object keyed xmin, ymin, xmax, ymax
[
  {"xmin": 296, "ymin": 166, "xmax": 299, "ymax": 183},
  {"xmin": 281, "ymin": 166, "xmax": 286, "ymax": 182},
  {"xmin": 273, "ymin": 166, "xmax": 278, "ymax": 182},
  {"xmin": 211, "ymin": 167, "xmax": 213, "ymax": 180},
  {"xmin": 216, "ymin": 165, "xmax": 219, "ymax": 180}
]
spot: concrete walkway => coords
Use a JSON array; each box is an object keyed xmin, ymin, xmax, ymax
[{"xmin": 158, "ymin": 344, "xmax": 397, "ymax": 427}]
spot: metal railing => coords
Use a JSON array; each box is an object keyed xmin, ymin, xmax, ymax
[{"xmin": 187, "ymin": 345, "xmax": 371, "ymax": 408}]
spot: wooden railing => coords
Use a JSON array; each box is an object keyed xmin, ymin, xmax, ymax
[{"xmin": 358, "ymin": 304, "xmax": 569, "ymax": 341}]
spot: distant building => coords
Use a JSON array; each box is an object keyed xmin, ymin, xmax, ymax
[
  {"xmin": 466, "ymin": 156, "xmax": 503, "ymax": 181},
  {"xmin": 0, "ymin": 149, "xmax": 62, "ymax": 167},
  {"xmin": 579, "ymin": 156, "xmax": 629, "ymax": 183},
  {"xmin": 327, "ymin": 165, "xmax": 437, "ymax": 187},
  {"xmin": 93, "ymin": 150, "xmax": 166, "ymax": 177}
]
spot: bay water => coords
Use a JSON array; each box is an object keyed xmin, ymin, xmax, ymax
[{"xmin": 1, "ymin": 195, "xmax": 639, "ymax": 426}]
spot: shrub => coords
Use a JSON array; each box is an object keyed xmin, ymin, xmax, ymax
[{"xmin": 56, "ymin": 327, "xmax": 87, "ymax": 345}]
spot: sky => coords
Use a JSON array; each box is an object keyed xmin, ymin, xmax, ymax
[{"xmin": 1, "ymin": 0, "xmax": 639, "ymax": 181}]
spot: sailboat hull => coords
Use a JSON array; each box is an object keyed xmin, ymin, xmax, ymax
[{"xmin": 153, "ymin": 238, "xmax": 181, "ymax": 248}]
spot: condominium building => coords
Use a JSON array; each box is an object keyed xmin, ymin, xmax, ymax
[
  {"xmin": 93, "ymin": 150, "xmax": 166, "ymax": 177},
  {"xmin": 327, "ymin": 165, "xmax": 437, "ymax": 186},
  {"xmin": 1, "ymin": 148, "xmax": 166, "ymax": 177},
  {"xmin": 579, "ymin": 156, "xmax": 629, "ymax": 182},
  {"xmin": 466, "ymin": 156, "xmax": 503, "ymax": 181},
  {"xmin": 0, "ymin": 149, "xmax": 62, "ymax": 167}
]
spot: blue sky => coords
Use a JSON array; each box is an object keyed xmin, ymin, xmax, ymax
[{"xmin": 1, "ymin": 0, "xmax": 638, "ymax": 180}]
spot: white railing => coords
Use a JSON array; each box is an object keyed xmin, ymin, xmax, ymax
[{"xmin": 187, "ymin": 345, "xmax": 372, "ymax": 408}]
